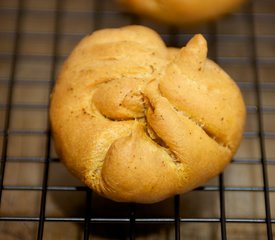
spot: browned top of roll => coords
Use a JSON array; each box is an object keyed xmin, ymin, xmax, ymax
[{"xmin": 50, "ymin": 25, "xmax": 246, "ymax": 203}]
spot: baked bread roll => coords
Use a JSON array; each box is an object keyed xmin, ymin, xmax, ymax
[
  {"xmin": 119, "ymin": 0, "xmax": 247, "ymax": 25},
  {"xmin": 50, "ymin": 25, "xmax": 245, "ymax": 203}
]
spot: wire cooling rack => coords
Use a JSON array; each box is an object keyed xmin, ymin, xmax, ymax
[{"xmin": 0, "ymin": 0, "xmax": 274, "ymax": 239}]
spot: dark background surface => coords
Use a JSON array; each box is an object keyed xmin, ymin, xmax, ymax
[{"xmin": 0, "ymin": 0, "xmax": 275, "ymax": 239}]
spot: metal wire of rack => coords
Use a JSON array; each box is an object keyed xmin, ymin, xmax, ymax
[{"xmin": 0, "ymin": 0, "xmax": 275, "ymax": 239}]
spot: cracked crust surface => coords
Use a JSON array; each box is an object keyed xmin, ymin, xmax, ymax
[
  {"xmin": 50, "ymin": 25, "xmax": 246, "ymax": 203},
  {"xmin": 118, "ymin": 0, "xmax": 247, "ymax": 25}
]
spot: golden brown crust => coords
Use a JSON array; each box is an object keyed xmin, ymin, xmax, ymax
[
  {"xmin": 50, "ymin": 25, "xmax": 246, "ymax": 203},
  {"xmin": 119, "ymin": 0, "xmax": 247, "ymax": 25}
]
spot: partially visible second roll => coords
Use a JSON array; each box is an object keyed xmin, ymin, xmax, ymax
[{"xmin": 118, "ymin": 0, "xmax": 247, "ymax": 25}]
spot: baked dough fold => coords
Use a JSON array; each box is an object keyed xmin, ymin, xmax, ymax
[{"xmin": 50, "ymin": 26, "xmax": 245, "ymax": 203}]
